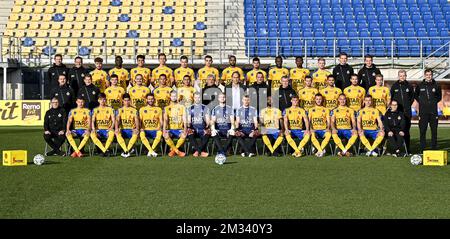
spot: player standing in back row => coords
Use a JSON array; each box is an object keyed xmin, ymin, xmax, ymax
[{"xmin": 268, "ymin": 56, "xmax": 289, "ymax": 90}]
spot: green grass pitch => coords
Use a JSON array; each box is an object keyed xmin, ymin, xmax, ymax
[{"xmin": 0, "ymin": 126, "xmax": 449, "ymax": 219}]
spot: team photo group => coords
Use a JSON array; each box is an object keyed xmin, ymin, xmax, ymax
[{"xmin": 44, "ymin": 52, "xmax": 442, "ymax": 160}]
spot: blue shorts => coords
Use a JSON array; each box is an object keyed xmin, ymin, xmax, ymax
[
  {"xmin": 169, "ymin": 129, "xmax": 183, "ymax": 138},
  {"xmin": 72, "ymin": 129, "xmax": 87, "ymax": 137},
  {"xmin": 95, "ymin": 129, "xmax": 109, "ymax": 138},
  {"xmin": 364, "ymin": 130, "xmax": 379, "ymax": 140},
  {"xmin": 143, "ymin": 130, "xmax": 158, "ymax": 138},
  {"xmin": 290, "ymin": 129, "xmax": 305, "ymax": 139},
  {"xmin": 193, "ymin": 128, "xmax": 205, "ymax": 136},
  {"xmin": 314, "ymin": 130, "xmax": 328, "ymax": 138},
  {"xmin": 337, "ymin": 129, "xmax": 353, "ymax": 139},
  {"xmin": 217, "ymin": 130, "xmax": 229, "ymax": 137},
  {"xmin": 121, "ymin": 129, "xmax": 134, "ymax": 139},
  {"xmin": 265, "ymin": 129, "xmax": 280, "ymax": 139},
  {"xmin": 241, "ymin": 128, "xmax": 253, "ymax": 136}
]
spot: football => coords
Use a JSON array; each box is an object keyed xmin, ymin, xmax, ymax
[
  {"xmin": 410, "ymin": 154, "xmax": 423, "ymax": 166},
  {"xmin": 215, "ymin": 154, "xmax": 227, "ymax": 165},
  {"xmin": 33, "ymin": 154, "xmax": 45, "ymax": 166}
]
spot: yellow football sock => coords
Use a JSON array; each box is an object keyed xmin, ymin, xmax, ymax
[
  {"xmin": 90, "ymin": 132, "xmax": 106, "ymax": 153},
  {"xmin": 298, "ymin": 134, "xmax": 310, "ymax": 151},
  {"xmin": 140, "ymin": 131, "xmax": 153, "ymax": 152},
  {"xmin": 127, "ymin": 134, "xmax": 138, "ymax": 151},
  {"xmin": 151, "ymin": 131, "xmax": 163, "ymax": 151},
  {"xmin": 311, "ymin": 133, "xmax": 323, "ymax": 152},
  {"xmin": 104, "ymin": 131, "xmax": 115, "ymax": 152},
  {"xmin": 116, "ymin": 134, "xmax": 128, "ymax": 152},
  {"xmin": 372, "ymin": 135, "xmax": 384, "ymax": 152},
  {"xmin": 332, "ymin": 134, "xmax": 346, "ymax": 152},
  {"xmin": 320, "ymin": 132, "xmax": 331, "ymax": 151},
  {"xmin": 262, "ymin": 135, "xmax": 274, "ymax": 153},
  {"xmin": 175, "ymin": 137, "xmax": 185, "ymax": 150},
  {"xmin": 66, "ymin": 134, "xmax": 79, "ymax": 153},
  {"xmin": 78, "ymin": 134, "xmax": 90, "ymax": 152},
  {"xmin": 273, "ymin": 136, "xmax": 284, "ymax": 151},
  {"xmin": 165, "ymin": 137, "xmax": 177, "ymax": 151},
  {"xmin": 286, "ymin": 134, "xmax": 299, "ymax": 153},
  {"xmin": 345, "ymin": 135, "xmax": 358, "ymax": 152},
  {"xmin": 360, "ymin": 135, "xmax": 372, "ymax": 151}
]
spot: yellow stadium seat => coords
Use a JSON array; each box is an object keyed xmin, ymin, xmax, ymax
[
  {"xmin": 174, "ymin": 15, "xmax": 184, "ymax": 22},
  {"xmin": 163, "ymin": 24, "xmax": 172, "ymax": 30},
  {"xmin": 183, "ymin": 47, "xmax": 192, "ymax": 56},
  {"xmin": 96, "ymin": 22, "xmax": 106, "ymax": 30},
  {"xmin": 97, "ymin": 14, "xmax": 107, "ymax": 22},
  {"xmin": 51, "ymin": 23, "xmax": 62, "ymax": 30},
  {"xmin": 173, "ymin": 31, "xmax": 182, "ymax": 38},
  {"xmin": 99, "ymin": 7, "xmax": 109, "ymax": 14},
  {"xmin": 116, "ymin": 39, "xmax": 126, "ymax": 47},
  {"xmin": 62, "ymin": 23, "xmax": 72, "ymax": 30},
  {"xmin": 195, "ymin": 39, "xmax": 205, "ymax": 47},
  {"xmin": 69, "ymin": 40, "xmax": 79, "ymax": 47},
  {"xmin": 36, "ymin": 30, "xmax": 48, "ymax": 37},
  {"xmin": 175, "ymin": 0, "xmax": 185, "ymax": 6},
  {"xmin": 42, "ymin": 14, "xmax": 52, "ymax": 22},
  {"xmin": 88, "ymin": 6, "xmax": 98, "ymax": 14},
  {"xmin": 139, "ymin": 31, "xmax": 149, "ymax": 38},
  {"xmin": 34, "ymin": 6, "xmax": 44, "ymax": 14},
  {"xmin": 83, "ymin": 31, "xmax": 94, "ymax": 38},
  {"xmin": 11, "ymin": 6, "xmax": 21, "ymax": 14},
  {"xmin": 186, "ymin": 1, "xmax": 195, "ymax": 7},
  {"xmin": 106, "ymin": 39, "xmax": 115, "ymax": 47},
  {"xmin": 117, "ymin": 31, "xmax": 127, "ymax": 38},
  {"xmin": 71, "ymin": 31, "xmax": 82, "ymax": 38},
  {"xmin": 137, "ymin": 48, "xmax": 147, "ymax": 55},
  {"xmin": 68, "ymin": 0, "xmax": 78, "ymax": 6},
  {"xmin": 150, "ymin": 39, "xmax": 159, "ymax": 47},
  {"xmin": 138, "ymin": 39, "xmax": 148, "ymax": 47},
  {"xmin": 123, "ymin": 0, "xmax": 133, "ymax": 6},
  {"xmin": 15, "ymin": 30, "xmax": 25, "ymax": 38},
  {"xmin": 15, "ymin": 0, "xmax": 26, "ymax": 6},
  {"xmin": 154, "ymin": 0, "xmax": 164, "ymax": 7},
  {"xmin": 148, "ymin": 47, "xmax": 159, "ymax": 56},
  {"xmin": 131, "ymin": 7, "xmax": 141, "ymax": 14},
  {"xmin": 55, "ymin": 6, "xmax": 65, "ymax": 14},
  {"xmin": 174, "ymin": 22, "xmax": 183, "ymax": 30},
  {"xmin": 185, "ymin": 22, "xmax": 194, "ymax": 30},
  {"xmin": 129, "ymin": 23, "xmax": 139, "ymax": 30},
  {"xmin": 20, "ymin": 14, "xmax": 31, "ymax": 21},
  {"xmin": 3, "ymin": 30, "xmax": 13, "ymax": 37},
  {"xmin": 107, "ymin": 22, "xmax": 118, "ymax": 30},
  {"xmin": 185, "ymin": 15, "xmax": 194, "ymax": 22},
  {"xmin": 9, "ymin": 13, "xmax": 19, "ymax": 21},
  {"xmin": 24, "ymin": 0, "xmax": 34, "ymax": 6},
  {"xmin": 17, "ymin": 22, "xmax": 27, "ymax": 30},
  {"xmin": 44, "ymin": 6, "xmax": 55, "ymax": 14},
  {"xmin": 121, "ymin": 7, "xmax": 131, "ymax": 14},
  {"xmin": 26, "ymin": 30, "xmax": 38, "ymax": 37},
  {"xmin": 184, "ymin": 30, "xmax": 193, "ymax": 38},
  {"xmin": 23, "ymin": 6, "xmax": 33, "ymax": 14},
  {"xmin": 75, "ymin": 15, "xmax": 86, "ymax": 22},
  {"xmin": 162, "ymin": 47, "xmax": 170, "ymax": 55},
  {"xmin": 92, "ymin": 47, "xmax": 103, "ymax": 56},
  {"xmin": 105, "ymin": 31, "xmax": 116, "ymax": 38},
  {"xmin": 149, "ymin": 30, "xmax": 160, "ymax": 38},
  {"xmin": 172, "ymin": 47, "xmax": 182, "ymax": 57},
  {"xmin": 143, "ymin": 1, "xmax": 152, "ymax": 7},
  {"xmin": 58, "ymin": 39, "xmax": 69, "ymax": 47},
  {"xmin": 47, "ymin": 0, "xmax": 58, "ymax": 5},
  {"xmin": 40, "ymin": 22, "xmax": 50, "ymax": 30},
  {"xmin": 66, "ymin": 6, "xmax": 77, "ymax": 14},
  {"xmin": 141, "ymin": 15, "xmax": 151, "ymax": 22},
  {"xmin": 153, "ymin": 7, "xmax": 162, "ymax": 14},
  {"xmin": 92, "ymin": 39, "xmax": 103, "ymax": 47},
  {"xmin": 79, "ymin": 0, "xmax": 90, "ymax": 6},
  {"xmin": 60, "ymin": 31, "xmax": 70, "ymax": 38},
  {"xmin": 78, "ymin": 6, "xmax": 88, "ymax": 14},
  {"xmin": 80, "ymin": 39, "xmax": 91, "ymax": 47},
  {"xmin": 35, "ymin": 38, "xmax": 47, "ymax": 47},
  {"xmin": 64, "ymin": 14, "xmax": 75, "ymax": 22},
  {"xmin": 86, "ymin": 14, "xmax": 97, "ymax": 21},
  {"xmin": 126, "ymin": 39, "xmax": 136, "ymax": 47},
  {"xmin": 94, "ymin": 31, "xmax": 105, "ymax": 38},
  {"xmin": 125, "ymin": 47, "xmax": 135, "ymax": 56},
  {"xmin": 130, "ymin": 15, "xmax": 140, "ymax": 22},
  {"xmin": 101, "ymin": 0, "xmax": 110, "ymax": 6},
  {"xmin": 195, "ymin": 31, "xmax": 205, "ymax": 38},
  {"xmin": 162, "ymin": 39, "xmax": 171, "ymax": 48},
  {"xmin": 194, "ymin": 47, "xmax": 204, "ymax": 56},
  {"xmin": 140, "ymin": 24, "xmax": 150, "ymax": 30},
  {"xmin": 49, "ymin": 31, "xmax": 59, "ymax": 38},
  {"xmin": 162, "ymin": 31, "xmax": 171, "ymax": 38},
  {"xmin": 196, "ymin": 15, "xmax": 206, "ymax": 22},
  {"xmin": 110, "ymin": 7, "xmax": 120, "ymax": 15},
  {"xmin": 197, "ymin": 0, "xmax": 206, "ymax": 6},
  {"xmin": 85, "ymin": 22, "xmax": 95, "ymax": 30},
  {"xmin": 196, "ymin": 6, "xmax": 206, "ymax": 14},
  {"xmin": 6, "ymin": 22, "xmax": 15, "ymax": 30},
  {"xmin": 118, "ymin": 23, "xmax": 128, "ymax": 31},
  {"xmin": 67, "ymin": 47, "xmax": 78, "ymax": 56},
  {"xmin": 153, "ymin": 15, "xmax": 162, "ymax": 22}
]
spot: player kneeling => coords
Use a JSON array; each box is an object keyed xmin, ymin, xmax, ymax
[
  {"xmin": 284, "ymin": 96, "xmax": 310, "ymax": 157},
  {"xmin": 66, "ymin": 97, "xmax": 91, "ymax": 158},
  {"xmin": 331, "ymin": 94, "xmax": 358, "ymax": 157},
  {"xmin": 187, "ymin": 93, "xmax": 211, "ymax": 157},
  {"xmin": 139, "ymin": 93, "xmax": 163, "ymax": 157},
  {"xmin": 309, "ymin": 94, "xmax": 332, "ymax": 157},
  {"xmin": 163, "ymin": 91, "xmax": 187, "ymax": 157},
  {"xmin": 90, "ymin": 93, "xmax": 115, "ymax": 157},
  {"xmin": 357, "ymin": 95, "xmax": 385, "ymax": 157},
  {"xmin": 115, "ymin": 93, "xmax": 140, "ymax": 158},
  {"xmin": 260, "ymin": 96, "xmax": 284, "ymax": 157}
]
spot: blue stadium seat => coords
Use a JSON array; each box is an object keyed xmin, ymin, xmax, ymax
[
  {"xmin": 78, "ymin": 47, "xmax": 90, "ymax": 56},
  {"xmin": 22, "ymin": 37, "xmax": 34, "ymax": 47}
]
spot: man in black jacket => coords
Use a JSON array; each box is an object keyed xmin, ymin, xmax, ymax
[
  {"xmin": 49, "ymin": 75, "xmax": 74, "ymax": 115},
  {"xmin": 274, "ymin": 76, "xmax": 297, "ymax": 112},
  {"xmin": 415, "ymin": 69, "xmax": 442, "ymax": 152},
  {"xmin": 248, "ymin": 72, "xmax": 268, "ymax": 115},
  {"xmin": 202, "ymin": 74, "xmax": 222, "ymax": 111},
  {"xmin": 43, "ymin": 97, "xmax": 67, "ymax": 156},
  {"xmin": 333, "ymin": 52, "xmax": 354, "ymax": 90},
  {"xmin": 78, "ymin": 74, "xmax": 100, "ymax": 110},
  {"xmin": 68, "ymin": 56, "xmax": 89, "ymax": 96},
  {"xmin": 47, "ymin": 54, "xmax": 68, "ymax": 97},
  {"xmin": 358, "ymin": 54, "xmax": 381, "ymax": 92},
  {"xmin": 384, "ymin": 100, "xmax": 407, "ymax": 157},
  {"xmin": 390, "ymin": 69, "xmax": 414, "ymax": 153}
]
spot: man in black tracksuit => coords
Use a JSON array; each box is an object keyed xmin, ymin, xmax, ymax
[
  {"xmin": 49, "ymin": 75, "xmax": 75, "ymax": 115},
  {"xmin": 47, "ymin": 54, "xmax": 68, "ymax": 98},
  {"xmin": 43, "ymin": 98, "xmax": 67, "ymax": 156},
  {"xmin": 384, "ymin": 100, "xmax": 407, "ymax": 157},
  {"xmin": 249, "ymin": 71, "xmax": 268, "ymax": 116},
  {"xmin": 414, "ymin": 69, "xmax": 442, "ymax": 152},
  {"xmin": 77, "ymin": 74, "xmax": 100, "ymax": 110},
  {"xmin": 273, "ymin": 76, "xmax": 297, "ymax": 113},
  {"xmin": 333, "ymin": 52, "xmax": 354, "ymax": 90},
  {"xmin": 358, "ymin": 54, "xmax": 381, "ymax": 92},
  {"xmin": 390, "ymin": 70, "xmax": 414, "ymax": 153},
  {"xmin": 68, "ymin": 56, "xmax": 90, "ymax": 96},
  {"xmin": 201, "ymin": 74, "xmax": 222, "ymax": 111}
]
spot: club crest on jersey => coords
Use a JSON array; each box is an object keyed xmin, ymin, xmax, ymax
[
  {"xmin": 372, "ymin": 89, "xmax": 376, "ymax": 93},
  {"xmin": 58, "ymin": 113, "xmax": 62, "ymax": 117},
  {"xmin": 406, "ymin": 89, "xmax": 409, "ymax": 92},
  {"xmin": 55, "ymin": 93, "xmax": 59, "ymax": 96},
  {"xmin": 372, "ymin": 73, "xmax": 376, "ymax": 76},
  {"xmin": 108, "ymin": 90, "xmax": 112, "ymax": 93},
  {"xmin": 134, "ymin": 70, "xmax": 138, "ymax": 73},
  {"xmin": 432, "ymin": 88, "xmax": 436, "ymax": 92}
]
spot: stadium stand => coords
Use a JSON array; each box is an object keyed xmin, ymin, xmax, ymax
[{"xmin": 244, "ymin": 0, "xmax": 450, "ymax": 57}]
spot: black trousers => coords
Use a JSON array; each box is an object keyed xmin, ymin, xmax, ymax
[
  {"xmin": 237, "ymin": 135, "xmax": 257, "ymax": 154},
  {"xmin": 213, "ymin": 133, "xmax": 233, "ymax": 155},
  {"xmin": 419, "ymin": 113, "xmax": 438, "ymax": 152},
  {"xmin": 387, "ymin": 131, "xmax": 405, "ymax": 153},
  {"xmin": 44, "ymin": 131, "xmax": 66, "ymax": 152},
  {"xmin": 188, "ymin": 133, "xmax": 210, "ymax": 153},
  {"xmin": 404, "ymin": 115, "xmax": 411, "ymax": 152}
]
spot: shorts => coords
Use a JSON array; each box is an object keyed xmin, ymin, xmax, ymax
[
  {"xmin": 364, "ymin": 130, "xmax": 379, "ymax": 140},
  {"xmin": 169, "ymin": 129, "xmax": 183, "ymax": 138},
  {"xmin": 314, "ymin": 130, "xmax": 328, "ymax": 138},
  {"xmin": 336, "ymin": 129, "xmax": 353, "ymax": 139},
  {"xmin": 290, "ymin": 129, "xmax": 305, "ymax": 139},
  {"xmin": 217, "ymin": 130, "xmax": 229, "ymax": 138},
  {"xmin": 95, "ymin": 129, "xmax": 109, "ymax": 138},
  {"xmin": 264, "ymin": 129, "xmax": 280, "ymax": 139},
  {"xmin": 71, "ymin": 129, "xmax": 87, "ymax": 137},
  {"xmin": 192, "ymin": 128, "xmax": 205, "ymax": 136},
  {"xmin": 241, "ymin": 128, "xmax": 253, "ymax": 136},
  {"xmin": 120, "ymin": 129, "xmax": 134, "ymax": 139},
  {"xmin": 143, "ymin": 130, "xmax": 158, "ymax": 138}
]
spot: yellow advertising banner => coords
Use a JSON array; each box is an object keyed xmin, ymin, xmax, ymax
[{"xmin": 0, "ymin": 100, "xmax": 50, "ymax": 126}]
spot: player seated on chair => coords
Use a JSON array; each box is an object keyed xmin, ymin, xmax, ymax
[
  {"xmin": 115, "ymin": 93, "xmax": 140, "ymax": 158},
  {"xmin": 309, "ymin": 94, "xmax": 332, "ymax": 157},
  {"xmin": 357, "ymin": 95, "xmax": 385, "ymax": 157},
  {"xmin": 331, "ymin": 94, "xmax": 358, "ymax": 157},
  {"xmin": 66, "ymin": 97, "xmax": 91, "ymax": 158},
  {"xmin": 44, "ymin": 97, "xmax": 67, "ymax": 156},
  {"xmin": 383, "ymin": 100, "xmax": 407, "ymax": 157},
  {"xmin": 284, "ymin": 95, "xmax": 310, "ymax": 157},
  {"xmin": 139, "ymin": 93, "xmax": 163, "ymax": 158},
  {"xmin": 260, "ymin": 96, "xmax": 284, "ymax": 157},
  {"xmin": 187, "ymin": 93, "xmax": 211, "ymax": 157},
  {"xmin": 163, "ymin": 90, "xmax": 187, "ymax": 157},
  {"xmin": 90, "ymin": 93, "xmax": 115, "ymax": 157},
  {"xmin": 235, "ymin": 95, "xmax": 259, "ymax": 157},
  {"xmin": 211, "ymin": 93, "xmax": 235, "ymax": 156}
]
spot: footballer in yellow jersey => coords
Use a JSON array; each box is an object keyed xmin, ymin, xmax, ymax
[
  {"xmin": 153, "ymin": 74, "xmax": 173, "ymax": 109},
  {"xmin": 108, "ymin": 56, "xmax": 129, "ymax": 90},
  {"xmin": 357, "ymin": 95, "xmax": 385, "ymax": 156},
  {"xmin": 104, "ymin": 74, "xmax": 125, "ymax": 110},
  {"xmin": 319, "ymin": 75, "xmax": 343, "ymax": 111},
  {"xmin": 331, "ymin": 94, "xmax": 358, "ymax": 157},
  {"xmin": 298, "ymin": 76, "xmax": 319, "ymax": 111},
  {"xmin": 268, "ymin": 56, "xmax": 289, "ymax": 89},
  {"xmin": 90, "ymin": 57, "xmax": 109, "ymax": 93},
  {"xmin": 368, "ymin": 74, "xmax": 391, "ymax": 115},
  {"xmin": 290, "ymin": 57, "xmax": 310, "ymax": 90},
  {"xmin": 308, "ymin": 94, "xmax": 332, "ymax": 157},
  {"xmin": 247, "ymin": 58, "xmax": 267, "ymax": 85},
  {"xmin": 344, "ymin": 74, "xmax": 366, "ymax": 112},
  {"xmin": 177, "ymin": 75, "xmax": 195, "ymax": 108},
  {"xmin": 128, "ymin": 74, "xmax": 151, "ymax": 111},
  {"xmin": 283, "ymin": 96, "xmax": 311, "ymax": 157},
  {"xmin": 90, "ymin": 93, "xmax": 115, "ymax": 155},
  {"xmin": 131, "ymin": 55, "xmax": 151, "ymax": 86},
  {"xmin": 312, "ymin": 58, "xmax": 331, "ymax": 90},
  {"xmin": 198, "ymin": 55, "xmax": 220, "ymax": 88},
  {"xmin": 163, "ymin": 91, "xmax": 187, "ymax": 157},
  {"xmin": 152, "ymin": 53, "xmax": 174, "ymax": 87},
  {"xmin": 139, "ymin": 93, "xmax": 163, "ymax": 157},
  {"xmin": 221, "ymin": 55, "xmax": 244, "ymax": 85},
  {"xmin": 66, "ymin": 97, "xmax": 91, "ymax": 158},
  {"xmin": 174, "ymin": 56, "xmax": 195, "ymax": 88},
  {"xmin": 115, "ymin": 93, "xmax": 140, "ymax": 157},
  {"xmin": 259, "ymin": 97, "xmax": 284, "ymax": 156}
]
